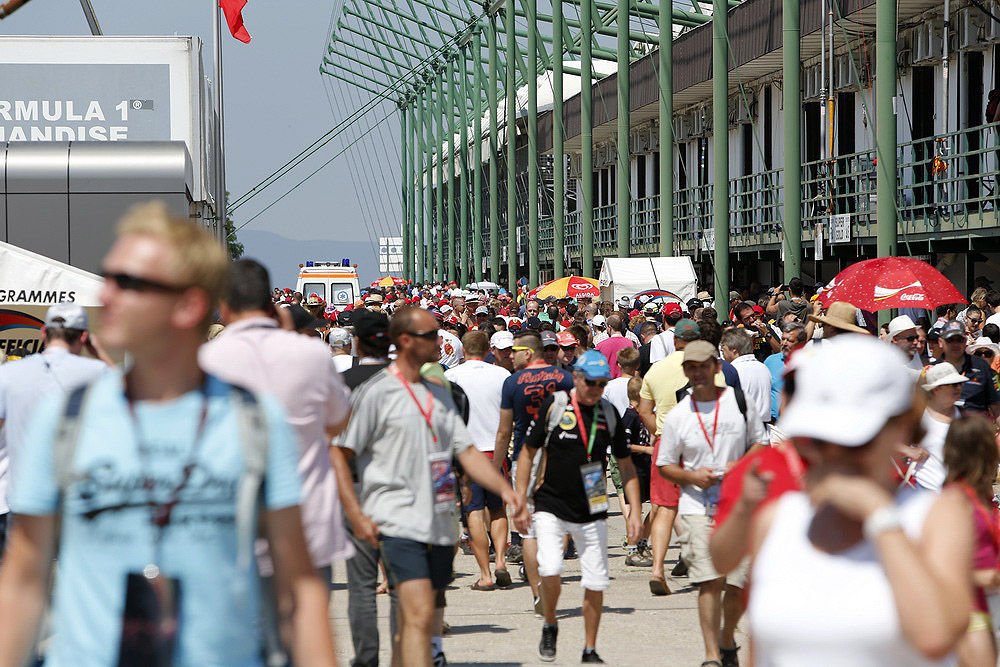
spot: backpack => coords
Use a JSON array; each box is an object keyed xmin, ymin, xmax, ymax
[
  {"xmin": 528, "ymin": 391, "xmax": 618, "ymax": 497},
  {"xmin": 54, "ymin": 383, "xmax": 269, "ymax": 574}
]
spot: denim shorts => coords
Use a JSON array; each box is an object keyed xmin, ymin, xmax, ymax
[{"xmin": 379, "ymin": 536, "xmax": 455, "ymax": 590}]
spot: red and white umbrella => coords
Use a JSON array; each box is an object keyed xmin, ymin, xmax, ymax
[{"xmin": 818, "ymin": 257, "xmax": 965, "ymax": 312}]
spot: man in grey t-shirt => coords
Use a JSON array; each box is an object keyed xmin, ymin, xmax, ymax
[{"xmin": 336, "ymin": 306, "xmax": 524, "ymax": 667}]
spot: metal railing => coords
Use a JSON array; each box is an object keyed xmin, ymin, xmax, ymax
[{"xmin": 477, "ymin": 123, "xmax": 1000, "ymax": 266}]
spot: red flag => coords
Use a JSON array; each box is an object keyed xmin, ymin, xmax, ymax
[{"xmin": 219, "ymin": 0, "xmax": 251, "ymax": 43}]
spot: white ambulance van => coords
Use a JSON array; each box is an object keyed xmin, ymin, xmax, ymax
[{"xmin": 295, "ymin": 261, "xmax": 360, "ymax": 308}]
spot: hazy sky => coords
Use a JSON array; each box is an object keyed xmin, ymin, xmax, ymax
[{"xmin": 0, "ymin": 0, "xmax": 401, "ymax": 256}]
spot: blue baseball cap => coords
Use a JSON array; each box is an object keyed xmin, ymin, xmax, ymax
[{"xmin": 574, "ymin": 350, "xmax": 612, "ymax": 380}]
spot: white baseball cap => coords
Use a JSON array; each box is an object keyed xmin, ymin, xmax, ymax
[
  {"xmin": 592, "ymin": 314, "xmax": 607, "ymax": 328},
  {"xmin": 779, "ymin": 335, "xmax": 915, "ymax": 447},
  {"xmin": 887, "ymin": 314, "xmax": 917, "ymax": 338},
  {"xmin": 490, "ymin": 330, "xmax": 514, "ymax": 350},
  {"xmin": 921, "ymin": 362, "xmax": 969, "ymax": 391},
  {"xmin": 45, "ymin": 302, "xmax": 88, "ymax": 330}
]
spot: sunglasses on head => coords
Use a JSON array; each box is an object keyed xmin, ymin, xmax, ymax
[
  {"xmin": 583, "ymin": 378, "xmax": 608, "ymax": 388},
  {"xmin": 102, "ymin": 271, "xmax": 187, "ymax": 294},
  {"xmin": 512, "ymin": 345, "xmax": 533, "ymax": 352},
  {"xmin": 404, "ymin": 330, "xmax": 439, "ymax": 341}
]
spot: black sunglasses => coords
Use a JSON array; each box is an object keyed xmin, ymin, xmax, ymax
[
  {"xmin": 975, "ymin": 350, "xmax": 996, "ymax": 358},
  {"xmin": 583, "ymin": 378, "xmax": 608, "ymax": 388},
  {"xmin": 102, "ymin": 271, "xmax": 187, "ymax": 294},
  {"xmin": 903, "ymin": 335, "xmax": 919, "ymax": 342},
  {"xmin": 405, "ymin": 330, "xmax": 440, "ymax": 341}
]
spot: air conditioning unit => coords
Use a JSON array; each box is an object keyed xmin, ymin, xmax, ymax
[
  {"xmin": 730, "ymin": 93, "xmax": 756, "ymax": 125},
  {"xmin": 690, "ymin": 110, "xmax": 708, "ymax": 137},
  {"xmin": 834, "ymin": 55, "xmax": 857, "ymax": 91},
  {"xmin": 673, "ymin": 115, "xmax": 690, "ymax": 142},
  {"xmin": 959, "ymin": 9, "xmax": 985, "ymax": 50},
  {"xmin": 569, "ymin": 154, "xmax": 582, "ymax": 179},
  {"xmin": 803, "ymin": 65, "xmax": 822, "ymax": 101},
  {"xmin": 986, "ymin": 3, "xmax": 1000, "ymax": 44},
  {"xmin": 912, "ymin": 22, "xmax": 943, "ymax": 64}
]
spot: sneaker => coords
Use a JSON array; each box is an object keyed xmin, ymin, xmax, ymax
[
  {"xmin": 671, "ymin": 559, "xmax": 689, "ymax": 577},
  {"xmin": 459, "ymin": 535, "xmax": 473, "ymax": 556},
  {"xmin": 625, "ymin": 551, "xmax": 654, "ymax": 567},
  {"xmin": 506, "ymin": 544, "xmax": 523, "ymax": 564},
  {"xmin": 564, "ymin": 541, "xmax": 577, "ymax": 560},
  {"xmin": 432, "ymin": 649, "xmax": 448, "ymax": 667},
  {"xmin": 519, "ymin": 564, "xmax": 527, "ymax": 581},
  {"xmin": 539, "ymin": 624, "xmax": 558, "ymax": 662},
  {"xmin": 581, "ymin": 648, "xmax": 605, "ymax": 663}
]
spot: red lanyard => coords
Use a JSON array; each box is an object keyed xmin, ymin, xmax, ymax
[
  {"xmin": 570, "ymin": 391, "xmax": 600, "ymax": 462},
  {"xmin": 692, "ymin": 389, "xmax": 721, "ymax": 451},
  {"xmin": 389, "ymin": 364, "xmax": 437, "ymax": 443}
]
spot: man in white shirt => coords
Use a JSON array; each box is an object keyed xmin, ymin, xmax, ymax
[
  {"xmin": 656, "ymin": 341, "xmax": 767, "ymax": 667},
  {"xmin": 720, "ymin": 328, "xmax": 773, "ymax": 425},
  {"xmin": 445, "ymin": 331, "xmax": 513, "ymax": 590},
  {"xmin": 649, "ymin": 303, "xmax": 683, "ymax": 365}
]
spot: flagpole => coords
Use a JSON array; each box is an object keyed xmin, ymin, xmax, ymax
[{"xmin": 213, "ymin": 0, "xmax": 227, "ymax": 240}]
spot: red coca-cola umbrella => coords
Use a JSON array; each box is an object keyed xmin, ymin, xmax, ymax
[{"xmin": 818, "ymin": 257, "xmax": 966, "ymax": 311}]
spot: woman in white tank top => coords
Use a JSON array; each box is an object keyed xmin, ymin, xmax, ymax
[{"xmin": 747, "ymin": 336, "xmax": 974, "ymax": 666}]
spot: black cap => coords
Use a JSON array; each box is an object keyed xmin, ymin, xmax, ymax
[
  {"xmin": 353, "ymin": 308, "xmax": 390, "ymax": 342},
  {"xmin": 525, "ymin": 316, "xmax": 542, "ymax": 331}
]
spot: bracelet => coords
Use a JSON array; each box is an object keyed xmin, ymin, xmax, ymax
[{"xmin": 863, "ymin": 504, "xmax": 902, "ymax": 542}]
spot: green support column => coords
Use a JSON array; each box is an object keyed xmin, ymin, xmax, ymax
[
  {"xmin": 712, "ymin": 0, "xmax": 729, "ymax": 308},
  {"xmin": 416, "ymin": 88, "xmax": 426, "ymax": 283},
  {"xmin": 489, "ymin": 18, "xmax": 501, "ymax": 283},
  {"xmin": 876, "ymin": 0, "xmax": 897, "ymax": 261},
  {"xmin": 552, "ymin": 0, "xmax": 565, "ymax": 277},
  {"xmin": 400, "ymin": 99, "xmax": 410, "ymax": 280},
  {"xmin": 447, "ymin": 57, "xmax": 458, "ymax": 283},
  {"xmin": 410, "ymin": 96, "xmax": 420, "ymax": 281},
  {"xmin": 527, "ymin": 0, "xmax": 539, "ymax": 287},
  {"xmin": 581, "ymin": 0, "xmax": 594, "ymax": 277},
  {"xmin": 436, "ymin": 71, "xmax": 446, "ymax": 281},
  {"xmin": 658, "ymin": 0, "xmax": 673, "ymax": 256},
  {"xmin": 505, "ymin": 0, "xmax": 517, "ymax": 293},
  {"xmin": 616, "ymin": 0, "xmax": 630, "ymax": 259},
  {"xmin": 459, "ymin": 50, "xmax": 470, "ymax": 287},
  {"xmin": 782, "ymin": 0, "xmax": 801, "ymax": 280},
  {"xmin": 473, "ymin": 30, "xmax": 484, "ymax": 283}
]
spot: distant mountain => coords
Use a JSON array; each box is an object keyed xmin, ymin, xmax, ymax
[{"xmin": 239, "ymin": 230, "xmax": 381, "ymax": 288}]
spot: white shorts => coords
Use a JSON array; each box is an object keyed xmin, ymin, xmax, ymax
[{"xmin": 533, "ymin": 511, "xmax": 609, "ymax": 591}]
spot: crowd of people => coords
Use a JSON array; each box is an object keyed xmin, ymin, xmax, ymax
[{"xmin": 0, "ymin": 202, "xmax": 999, "ymax": 666}]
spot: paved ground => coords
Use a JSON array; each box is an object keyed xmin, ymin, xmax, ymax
[{"xmin": 330, "ymin": 494, "xmax": 748, "ymax": 666}]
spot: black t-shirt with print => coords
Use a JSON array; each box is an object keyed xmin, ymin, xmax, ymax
[{"xmin": 525, "ymin": 393, "xmax": 630, "ymax": 523}]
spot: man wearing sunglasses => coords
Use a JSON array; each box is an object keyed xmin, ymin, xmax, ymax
[
  {"xmin": 934, "ymin": 320, "xmax": 1000, "ymax": 420},
  {"xmin": 0, "ymin": 203, "xmax": 336, "ymax": 666},
  {"xmin": 515, "ymin": 350, "xmax": 641, "ymax": 664},
  {"xmin": 335, "ymin": 306, "xmax": 523, "ymax": 667},
  {"xmin": 495, "ymin": 330, "xmax": 574, "ymax": 610},
  {"xmin": 887, "ymin": 315, "xmax": 925, "ymax": 372}
]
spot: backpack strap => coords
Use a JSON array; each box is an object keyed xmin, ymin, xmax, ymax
[
  {"xmin": 545, "ymin": 391, "xmax": 571, "ymax": 434},
  {"xmin": 55, "ymin": 385, "xmax": 91, "ymax": 498},
  {"xmin": 732, "ymin": 386, "xmax": 748, "ymax": 419},
  {"xmin": 232, "ymin": 386, "xmax": 269, "ymax": 574}
]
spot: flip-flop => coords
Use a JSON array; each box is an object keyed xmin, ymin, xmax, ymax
[
  {"xmin": 494, "ymin": 569, "xmax": 512, "ymax": 588},
  {"xmin": 648, "ymin": 576, "xmax": 671, "ymax": 596},
  {"xmin": 471, "ymin": 581, "xmax": 496, "ymax": 591},
  {"xmin": 700, "ymin": 661, "xmax": 723, "ymax": 667}
]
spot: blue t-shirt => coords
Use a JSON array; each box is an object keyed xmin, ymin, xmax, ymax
[
  {"xmin": 500, "ymin": 364, "xmax": 574, "ymax": 458},
  {"xmin": 764, "ymin": 352, "xmax": 785, "ymax": 421},
  {"xmin": 10, "ymin": 372, "xmax": 301, "ymax": 667}
]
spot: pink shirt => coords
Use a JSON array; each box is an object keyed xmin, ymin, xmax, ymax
[
  {"xmin": 200, "ymin": 317, "xmax": 353, "ymax": 568},
  {"xmin": 595, "ymin": 334, "xmax": 636, "ymax": 379}
]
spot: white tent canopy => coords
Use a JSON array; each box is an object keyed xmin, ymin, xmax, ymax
[
  {"xmin": 598, "ymin": 257, "xmax": 698, "ymax": 303},
  {"xmin": 0, "ymin": 241, "xmax": 104, "ymax": 306}
]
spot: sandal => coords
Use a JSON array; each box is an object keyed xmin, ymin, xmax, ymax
[
  {"xmin": 720, "ymin": 645, "xmax": 740, "ymax": 667},
  {"xmin": 700, "ymin": 661, "xmax": 722, "ymax": 667},
  {"xmin": 471, "ymin": 581, "xmax": 496, "ymax": 591},
  {"xmin": 494, "ymin": 569, "xmax": 512, "ymax": 588},
  {"xmin": 648, "ymin": 575, "xmax": 671, "ymax": 596}
]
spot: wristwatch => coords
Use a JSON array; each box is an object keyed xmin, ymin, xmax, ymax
[{"xmin": 862, "ymin": 505, "xmax": 902, "ymax": 542}]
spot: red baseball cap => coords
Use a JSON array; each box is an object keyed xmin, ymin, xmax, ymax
[
  {"xmin": 662, "ymin": 302, "xmax": 682, "ymax": 317},
  {"xmin": 556, "ymin": 331, "xmax": 579, "ymax": 347}
]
